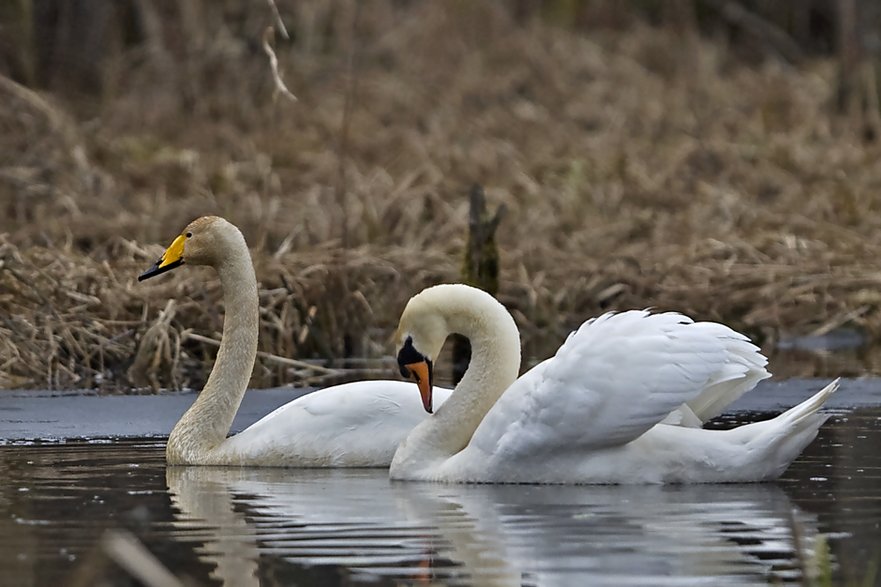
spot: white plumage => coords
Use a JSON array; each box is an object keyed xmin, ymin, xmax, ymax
[
  {"xmin": 141, "ymin": 216, "xmax": 450, "ymax": 467},
  {"xmin": 218, "ymin": 381, "xmax": 451, "ymax": 466},
  {"xmin": 390, "ymin": 284, "xmax": 837, "ymax": 484}
]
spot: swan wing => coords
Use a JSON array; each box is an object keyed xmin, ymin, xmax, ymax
[
  {"xmin": 677, "ymin": 323, "xmax": 770, "ymax": 422},
  {"xmin": 466, "ymin": 310, "xmax": 768, "ymax": 462}
]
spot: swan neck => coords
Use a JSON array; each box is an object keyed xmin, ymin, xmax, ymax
[
  {"xmin": 167, "ymin": 245, "xmax": 258, "ymax": 462},
  {"xmin": 418, "ymin": 291, "xmax": 521, "ymax": 459},
  {"xmin": 443, "ymin": 320, "xmax": 519, "ymax": 448}
]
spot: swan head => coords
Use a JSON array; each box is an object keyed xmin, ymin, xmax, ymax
[
  {"xmin": 395, "ymin": 293, "xmax": 450, "ymax": 414},
  {"xmin": 138, "ymin": 216, "xmax": 242, "ymax": 281}
]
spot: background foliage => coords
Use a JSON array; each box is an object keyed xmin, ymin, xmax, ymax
[{"xmin": 1, "ymin": 1, "xmax": 881, "ymax": 389}]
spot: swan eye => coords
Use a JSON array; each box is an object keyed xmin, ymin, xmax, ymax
[{"xmin": 186, "ymin": 232, "xmax": 193, "ymax": 238}]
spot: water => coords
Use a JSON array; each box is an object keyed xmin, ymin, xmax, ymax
[{"xmin": 1, "ymin": 404, "xmax": 879, "ymax": 586}]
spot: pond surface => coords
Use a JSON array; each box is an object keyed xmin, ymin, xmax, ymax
[{"xmin": 0, "ymin": 382, "xmax": 879, "ymax": 586}]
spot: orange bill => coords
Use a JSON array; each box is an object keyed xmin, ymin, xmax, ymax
[{"xmin": 404, "ymin": 361, "xmax": 433, "ymax": 413}]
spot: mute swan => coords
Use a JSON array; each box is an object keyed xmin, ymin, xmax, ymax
[
  {"xmin": 391, "ymin": 284, "xmax": 838, "ymax": 484},
  {"xmin": 138, "ymin": 215, "xmax": 450, "ymax": 466}
]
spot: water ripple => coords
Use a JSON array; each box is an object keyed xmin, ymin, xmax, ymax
[{"xmin": 0, "ymin": 410, "xmax": 879, "ymax": 586}]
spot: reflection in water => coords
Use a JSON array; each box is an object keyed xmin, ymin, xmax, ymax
[
  {"xmin": 2, "ymin": 406, "xmax": 878, "ymax": 586},
  {"xmin": 167, "ymin": 466, "xmax": 822, "ymax": 586},
  {"xmin": 167, "ymin": 468, "xmax": 261, "ymax": 586}
]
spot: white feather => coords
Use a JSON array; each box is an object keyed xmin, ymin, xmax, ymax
[{"xmin": 390, "ymin": 286, "xmax": 837, "ymax": 484}]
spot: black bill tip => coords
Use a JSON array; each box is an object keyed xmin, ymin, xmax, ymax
[{"xmin": 138, "ymin": 259, "xmax": 184, "ymax": 282}]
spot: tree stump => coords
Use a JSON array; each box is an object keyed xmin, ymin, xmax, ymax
[{"xmin": 451, "ymin": 184, "xmax": 506, "ymax": 384}]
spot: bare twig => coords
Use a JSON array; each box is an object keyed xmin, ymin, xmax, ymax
[
  {"xmin": 261, "ymin": 26, "xmax": 298, "ymax": 103},
  {"xmin": 266, "ymin": 0, "xmax": 289, "ymax": 40},
  {"xmin": 183, "ymin": 331, "xmax": 340, "ymax": 375},
  {"xmin": 101, "ymin": 530, "xmax": 184, "ymax": 587},
  {"xmin": 335, "ymin": 0, "xmax": 363, "ymax": 249}
]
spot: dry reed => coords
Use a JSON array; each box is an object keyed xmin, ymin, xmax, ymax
[{"xmin": 2, "ymin": 2, "xmax": 881, "ymax": 390}]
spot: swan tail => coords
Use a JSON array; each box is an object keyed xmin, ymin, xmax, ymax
[
  {"xmin": 776, "ymin": 378, "xmax": 839, "ymax": 429},
  {"xmin": 733, "ymin": 379, "xmax": 838, "ymax": 480}
]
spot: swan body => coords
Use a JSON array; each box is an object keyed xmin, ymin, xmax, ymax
[
  {"xmin": 139, "ymin": 216, "xmax": 449, "ymax": 467},
  {"xmin": 215, "ymin": 380, "xmax": 450, "ymax": 467},
  {"xmin": 391, "ymin": 284, "xmax": 837, "ymax": 484}
]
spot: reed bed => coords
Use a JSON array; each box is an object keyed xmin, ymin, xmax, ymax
[{"xmin": 2, "ymin": 2, "xmax": 881, "ymax": 390}]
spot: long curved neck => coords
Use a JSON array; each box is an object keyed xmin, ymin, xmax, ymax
[
  {"xmin": 167, "ymin": 248, "xmax": 259, "ymax": 463},
  {"xmin": 404, "ymin": 289, "xmax": 521, "ymax": 463}
]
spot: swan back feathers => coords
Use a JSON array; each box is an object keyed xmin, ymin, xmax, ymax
[{"xmin": 467, "ymin": 309, "xmax": 770, "ymax": 464}]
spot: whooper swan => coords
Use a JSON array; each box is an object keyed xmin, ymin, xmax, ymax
[
  {"xmin": 138, "ymin": 216, "xmax": 451, "ymax": 466},
  {"xmin": 390, "ymin": 284, "xmax": 837, "ymax": 484}
]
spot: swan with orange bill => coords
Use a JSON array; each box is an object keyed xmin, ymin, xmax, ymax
[{"xmin": 390, "ymin": 284, "xmax": 838, "ymax": 484}]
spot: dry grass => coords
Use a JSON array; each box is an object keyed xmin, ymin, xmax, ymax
[{"xmin": 2, "ymin": 2, "xmax": 881, "ymax": 390}]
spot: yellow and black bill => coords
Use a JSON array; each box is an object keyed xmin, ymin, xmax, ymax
[{"xmin": 138, "ymin": 234, "xmax": 186, "ymax": 282}]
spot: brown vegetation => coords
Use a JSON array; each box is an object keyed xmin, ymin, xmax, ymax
[{"xmin": 2, "ymin": 2, "xmax": 881, "ymax": 390}]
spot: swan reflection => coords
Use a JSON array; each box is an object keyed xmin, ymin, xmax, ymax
[{"xmin": 167, "ymin": 467, "xmax": 822, "ymax": 586}]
